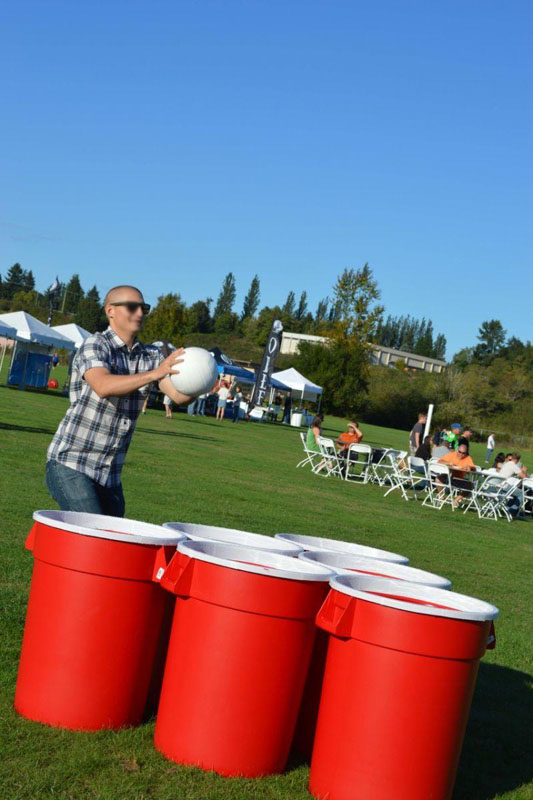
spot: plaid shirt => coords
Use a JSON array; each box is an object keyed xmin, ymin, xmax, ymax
[{"xmin": 47, "ymin": 327, "xmax": 163, "ymax": 487}]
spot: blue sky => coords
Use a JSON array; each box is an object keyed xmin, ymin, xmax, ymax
[{"xmin": 1, "ymin": 0, "xmax": 531, "ymax": 356}]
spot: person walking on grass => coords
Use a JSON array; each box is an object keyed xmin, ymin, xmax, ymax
[
  {"xmin": 409, "ymin": 412, "xmax": 427, "ymax": 457},
  {"xmin": 216, "ymin": 380, "xmax": 230, "ymax": 420},
  {"xmin": 485, "ymin": 433, "xmax": 496, "ymax": 463},
  {"xmin": 46, "ymin": 285, "xmax": 193, "ymax": 517},
  {"xmin": 232, "ymin": 385, "xmax": 243, "ymax": 423}
]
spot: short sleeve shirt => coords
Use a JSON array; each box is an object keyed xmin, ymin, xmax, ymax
[
  {"xmin": 409, "ymin": 421, "xmax": 425, "ymax": 447},
  {"xmin": 440, "ymin": 451, "xmax": 475, "ymax": 479},
  {"xmin": 47, "ymin": 327, "xmax": 163, "ymax": 487}
]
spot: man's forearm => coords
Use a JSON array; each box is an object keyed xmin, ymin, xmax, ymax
[{"xmin": 90, "ymin": 369, "xmax": 161, "ymax": 398}]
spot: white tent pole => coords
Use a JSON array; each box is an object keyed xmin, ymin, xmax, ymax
[
  {"xmin": 424, "ymin": 404, "xmax": 434, "ymax": 439},
  {"xmin": 0, "ymin": 340, "xmax": 7, "ymax": 376}
]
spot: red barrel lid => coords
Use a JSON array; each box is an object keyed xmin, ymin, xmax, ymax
[
  {"xmin": 164, "ymin": 522, "xmax": 302, "ymax": 556},
  {"xmin": 299, "ymin": 550, "xmax": 451, "ymax": 589},
  {"xmin": 177, "ymin": 540, "xmax": 334, "ymax": 582},
  {"xmin": 275, "ymin": 533, "xmax": 408, "ymax": 564},
  {"xmin": 33, "ymin": 510, "xmax": 185, "ymax": 546},
  {"xmin": 331, "ymin": 574, "xmax": 499, "ymax": 621}
]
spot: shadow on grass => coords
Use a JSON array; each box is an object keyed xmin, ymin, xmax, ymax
[
  {"xmin": 454, "ymin": 661, "xmax": 532, "ymax": 800},
  {"xmin": 0, "ymin": 422, "xmax": 57, "ymax": 435},
  {"xmin": 1, "ymin": 385, "xmax": 68, "ymax": 401},
  {"xmin": 138, "ymin": 427, "xmax": 216, "ymax": 442}
]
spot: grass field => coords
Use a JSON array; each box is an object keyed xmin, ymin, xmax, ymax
[{"xmin": 1, "ymin": 377, "xmax": 532, "ymax": 800}]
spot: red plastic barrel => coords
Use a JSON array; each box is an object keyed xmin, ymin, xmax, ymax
[
  {"xmin": 154, "ymin": 539, "xmax": 333, "ymax": 777},
  {"xmin": 275, "ymin": 532, "xmax": 409, "ymax": 563},
  {"xmin": 164, "ymin": 521, "xmax": 302, "ymax": 555},
  {"xmin": 292, "ymin": 553, "xmax": 452, "ymax": 760},
  {"xmin": 309, "ymin": 574, "xmax": 498, "ymax": 800},
  {"xmin": 15, "ymin": 510, "xmax": 184, "ymax": 731},
  {"xmin": 299, "ymin": 550, "xmax": 451, "ymax": 588}
]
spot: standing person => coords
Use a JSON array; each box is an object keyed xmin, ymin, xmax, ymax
[
  {"xmin": 45, "ymin": 285, "xmax": 193, "ymax": 517},
  {"xmin": 231, "ymin": 385, "xmax": 243, "ymax": 423},
  {"xmin": 281, "ymin": 390, "xmax": 293, "ymax": 424},
  {"xmin": 196, "ymin": 392, "xmax": 208, "ymax": 416},
  {"xmin": 187, "ymin": 397, "xmax": 198, "ymax": 416},
  {"xmin": 409, "ymin": 413, "xmax": 427, "ymax": 457},
  {"xmin": 457, "ymin": 427, "xmax": 473, "ymax": 451},
  {"xmin": 163, "ymin": 394, "xmax": 173, "ymax": 419},
  {"xmin": 446, "ymin": 423, "xmax": 463, "ymax": 450},
  {"xmin": 52, "ymin": 352, "xmax": 59, "ymax": 369},
  {"xmin": 485, "ymin": 433, "xmax": 496, "ymax": 463},
  {"xmin": 216, "ymin": 380, "xmax": 230, "ymax": 420}
]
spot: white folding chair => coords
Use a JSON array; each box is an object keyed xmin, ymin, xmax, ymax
[
  {"xmin": 296, "ymin": 432, "xmax": 322, "ymax": 471},
  {"xmin": 422, "ymin": 463, "xmax": 456, "ymax": 511},
  {"xmin": 520, "ymin": 478, "xmax": 533, "ymax": 517},
  {"xmin": 316, "ymin": 437, "xmax": 344, "ymax": 478},
  {"xmin": 392, "ymin": 456, "xmax": 429, "ymax": 500},
  {"xmin": 370, "ymin": 449, "xmax": 407, "ymax": 487},
  {"xmin": 344, "ymin": 443, "xmax": 372, "ymax": 483},
  {"xmin": 466, "ymin": 475, "xmax": 519, "ymax": 522}
]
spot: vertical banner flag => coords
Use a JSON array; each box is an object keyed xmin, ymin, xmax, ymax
[
  {"xmin": 47, "ymin": 277, "xmax": 60, "ymax": 326},
  {"xmin": 250, "ymin": 319, "xmax": 283, "ymax": 410}
]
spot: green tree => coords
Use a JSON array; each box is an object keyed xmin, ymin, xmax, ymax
[
  {"xmin": 186, "ymin": 299, "xmax": 213, "ymax": 333},
  {"xmin": 3, "ymin": 263, "xmax": 25, "ymax": 300},
  {"xmin": 214, "ymin": 311, "xmax": 239, "ymax": 335},
  {"xmin": 474, "ymin": 319, "xmax": 506, "ymax": 362},
  {"xmin": 282, "ymin": 291, "xmax": 296, "ymax": 317},
  {"xmin": 241, "ymin": 276, "xmax": 261, "ymax": 319},
  {"xmin": 294, "ymin": 337, "xmax": 369, "ymax": 415},
  {"xmin": 22, "ymin": 269, "xmax": 35, "ymax": 291},
  {"xmin": 63, "ymin": 274, "xmax": 84, "ymax": 314},
  {"xmin": 295, "ymin": 291, "xmax": 308, "ymax": 320},
  {"xmin": 331, "ymin": 264, "xmax": 383, "ymax": 340},
  {"xmin": 75, "ymin": 285, "xmax": 106, "ymax": 332},
  {"xmin": 433, "ymin": 333, "xmax": 447, "ymax": 360},
  {"xmin": 141, "ymin": 293, "xmax": 187, "ymax": 343},
  {"xmin": 214, "ymin": 273, "xmax": 236, "ymax": 318},
  {"xmin": 315, "ymin": 298, "xmax": 329, "ymax": 323}
]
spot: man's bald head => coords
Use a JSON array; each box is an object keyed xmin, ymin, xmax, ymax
[{"xmin": 104, "ymin": 285, "xmax": 144, "ymax": 308}]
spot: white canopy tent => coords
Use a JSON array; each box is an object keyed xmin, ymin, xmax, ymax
[
  {"xmin": 0, "ymin": 311, "xmax": 76, "ymax": 389},
  {"xmin": 0, "ymin": 319, "xmax": 19, "ymax": 375},
  {"xmin": 52, "ymin": 323, "xmax": 91, "ymax": 349},
  {"xmin": 271, "ymin": 367, "xmax": 323, "ymax": 405},
  {"xmin": 0, "ymin": 311, "xmax": 76, "ymax": 350}
]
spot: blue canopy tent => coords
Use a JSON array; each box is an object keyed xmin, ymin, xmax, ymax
[{"xmin": 209, "ymin": 347, "xmax": 290, "ymax": 389}]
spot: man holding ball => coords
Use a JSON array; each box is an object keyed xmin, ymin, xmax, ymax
[{"xmin": 45, "ymin": 285, "xmax": 193, "ymax": 517}]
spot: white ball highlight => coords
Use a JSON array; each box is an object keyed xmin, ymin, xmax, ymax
[{"xmin": 169, "ymin": 347, "xmax": 219, "ymax": 397}]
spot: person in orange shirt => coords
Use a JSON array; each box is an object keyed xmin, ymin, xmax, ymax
[
  {"xmin": 438, "ymin": 444, "xmax": 476, "ymax": 503},
  {"xmin": 336, "ymin": 422, "xmax": 363, "ymax": 460}
]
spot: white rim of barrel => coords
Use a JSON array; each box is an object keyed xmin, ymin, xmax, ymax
[
  {"xmin": 330, "ymin": 574, "xmax": 499, "ymax": 621},
  {"xmin": 33, "ymin": 510, "xmax": 185, "ymax": 546},
  {"xmin": 299, "ymin": 550, "xmax": 451, "ymax": 589},
  {"xmin": 177, "ymin": 539, "xmax": 334, "ymax": 582},
  {"xmin": 164, "ymin": 522, "xmax": 302, "ymax": 556},
  {"xmin": 275, "ymin": 533, "xmax": 408, "ymax": 564}
]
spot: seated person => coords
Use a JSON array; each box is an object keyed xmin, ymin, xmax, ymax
[
  {"xmin": 438, "ymin": 444, "xmax": 476, "ymax": 503},
  {"xmin": 415, "ymin": 436, "xmax": 432, "ymax": 462},
  {"xmin": 432, "ymin": 439, "xmax": 451, "ymax": 460},
  {"xmin": 336, "ymin": 422, "xmax": 363, "ymax": 460},
  {"xmin": 498, "ymin": 453, "xmax": 529, "ymax": 514}
]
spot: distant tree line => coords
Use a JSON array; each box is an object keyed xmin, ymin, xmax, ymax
[{"xmin": 373, "ymin": 315, "xmax": 446, "ymax": 360}]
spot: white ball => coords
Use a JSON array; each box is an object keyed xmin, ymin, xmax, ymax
[{"xmin": 169, "ymin": 347, "xmax": 219, "ymax": 397}]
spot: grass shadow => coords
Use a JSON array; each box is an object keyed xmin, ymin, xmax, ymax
[
  {"xmin": 0, "ymin": 422, "xmax": 57, "ymax": 435},
  {"xmin": 454, "ymin": 661, "xmax": 533, "ymax": 799},
  {"xmin": 138, "ymin": 427, "xmax": 216, "ymax": 442}
]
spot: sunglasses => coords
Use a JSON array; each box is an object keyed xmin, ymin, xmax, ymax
[{"xmin": 110, "ymin": 301, "xmax": 151, "ymax": 314}]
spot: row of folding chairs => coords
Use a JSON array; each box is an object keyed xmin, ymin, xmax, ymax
[{"xmin": 296, "ymin": 433, "xmax": 533, "ymax": 522}]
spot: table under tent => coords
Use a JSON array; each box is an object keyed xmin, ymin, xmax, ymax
[
  {"xmin": 271, "ymin": 367, "xmax": 323, "ymax": 426},
  {"xmin": 0, "ymin": 311, "xmax": 75, "ymax": 389}
]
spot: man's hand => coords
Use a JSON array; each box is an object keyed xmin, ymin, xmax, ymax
[{"xmin": 153, "ymin": 348, "xmax": 185, "ymax": 381}]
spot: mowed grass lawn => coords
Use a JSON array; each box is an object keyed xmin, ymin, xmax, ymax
[{"xmin": 1, "ymin": 380, "xmax": 532, "ymax": 800}]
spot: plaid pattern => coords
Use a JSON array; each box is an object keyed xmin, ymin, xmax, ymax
[{"xmin": 47, "ymin": 327, "xmax": 163, "ymax": 487}]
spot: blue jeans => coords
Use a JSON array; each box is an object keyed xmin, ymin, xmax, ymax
[
  {"xmin": 232, "ymin": 403, "xmax": 240, "ymax": 422},
  {"xmin": 187, "ymin": 399, "xmax": 198, "ymax": 415},
  {"xmin": 485, "ymin": 448, "xmax": 493, "ymax": 463},
  {"xmin": 196, "ymin": 397, "xmax": 206, "ymax": 415},
  {"xmin": 45, "ymin": 460, "xmax": 125, "ymax": 517}
]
